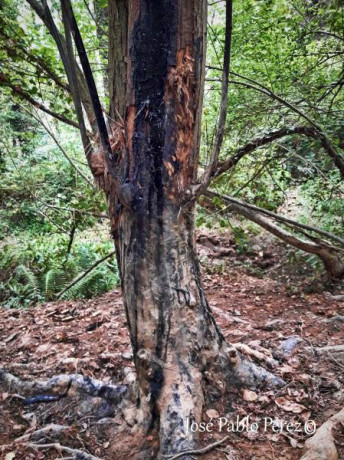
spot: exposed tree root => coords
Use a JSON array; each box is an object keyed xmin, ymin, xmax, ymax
[
  {"xmin": 306, "ymin": 344, "xmax": 344, "ymax": 354},
  {"xmin": 1, "ymin": 354, "xmax": 284, "ymax": 460},
  {"xmin": 226, "ymin": 347, "xmax": 285, "ymax": 388},
  {"xmin": 299, "ymin": 407, "xmax": 344, "ymax": 460},
  {"xmin": 325, "ymin": 316, "xmax": 344, "ymax": 323},
  {"xmin": 0, "ymin": 353, "xmax": 284, "ymax": 405},
  {"xmin": 330, "ymin": 295, "xmax": 344, "ymax": 301},
  {"xmin": 24, "ymin": 442, "xmax": 103, "ymax": 460},
  {"xmin": 15, "ymin": 423, "xmax": 70, "ymax": 443},
  {"xmin": 0, "ymin": 368, "xmax": 127, "ymax": 404},
  {"xmin": 163, "ymin": 436, "xmax": 229, "ymax": 460},
  {"xmin": 233, "ymin": 342, "xmax": 279, "ymax": 368}
]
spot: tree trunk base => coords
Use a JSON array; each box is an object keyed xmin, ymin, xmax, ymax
[{"xmin": 1, "ymin": 353, "xmax": 285, "ymax": 459}]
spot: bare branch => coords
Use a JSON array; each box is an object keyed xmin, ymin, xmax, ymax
[
  {"xmin": 61, "ymin": 0, "xmax": 93, "ymax": 158},
  {"xmin": 26, "ymin": 0, "xmax": 96, "ymax": 130},
  {"xmin": 226, "ymin": 77, "xmax": 344, "ymax": 177},
  {"xmin": 56, "ymin": 250, "xmax": 116, "ymax": 299},
  {"xmin": 163, "ymin": 436, "xmax": 229, "ymax": 460},
  {"xmin": 21, "ymin": 105, "xmax": 95, "ymax": 188},
  {"xmin": 313, "ymin": 30, "xmax": 344, "ymax": 42},
  {"xmin": 24, "ymin": 442, "xmax": 103, "ymax": 460},
  {"xmin": 43, "ymin": 203, "xmax": 108, "ymax": 219},
  {"xmin": 213, "ymin": 125, "xmax": 314, "ymax": 178},
  {"xmin": 203, "ymin": 191, "xmax": 344, "ymax": 278},
  {"xmin": 205, "ymin": 190, "xmax": 344, "ymax": 247},
  {"xmin": 82, "ymin": 0, "xmax": 107, "ymax": 36},
  {"xmin": 205, "ymin": 65, "xmax": 344, "ymax": 178},
  {"xmin": 61, "ymin": 0, "xmax": 116, "ymax": 174}
]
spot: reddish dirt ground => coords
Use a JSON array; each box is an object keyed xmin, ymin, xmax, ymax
[{"xmin": 1, "ymin": 233, "xmax": 344, "ymax": 459}]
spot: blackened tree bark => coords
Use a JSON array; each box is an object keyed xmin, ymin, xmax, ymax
[
  {"xmin": 115, "ymin": 1, "xmax": 216, "ymax": 454},
  {"xmin": 110, "ymin": 1, "xmax": 280, "ymax": 456}
]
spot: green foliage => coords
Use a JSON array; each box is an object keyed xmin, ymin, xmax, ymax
[
  {"xmin": 0, "ymin": 236, "xmax": 119, "ymax": 308},
  {"xmin": 300, "ymin": 172, "xmax": 344, "ymax": 237},
  {"xmin": 42, "ymin": 268, "xmax": 66, "ymax": 300},
  {"xmin": 0, "ymin": 95, "xmax": 118, "ymax": 308},
  {"xmin": 202, "ymin": 0, "xmax": 344, "ymax": 235},
  {"xmin": 232, "ymin": 226, "xmax": 250, "ymax": 254}
]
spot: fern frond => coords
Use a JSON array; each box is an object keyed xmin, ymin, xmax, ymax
[
  {"xmin": 41, "ymin": 268, "xmax": 67, "ymax": 300},
  {"xmin": 16, "ymin": 265, "xmax": 39, "ymax": 293},
  {"xmin": 61, "ymin": 266, "xmax": 118, "ymax": 300}
]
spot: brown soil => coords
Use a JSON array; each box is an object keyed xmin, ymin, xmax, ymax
[{"xmin": 1, "ymin": 232, "xmax": 343, "ymax": 459}]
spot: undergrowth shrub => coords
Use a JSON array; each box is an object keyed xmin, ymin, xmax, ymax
[{"xmin": 0, "ymin": 235, "xmax": 119, "ymax": 308}]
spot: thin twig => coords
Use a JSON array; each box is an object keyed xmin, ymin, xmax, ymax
[
  {"xmin": 163, "ymin": 436, "xmax": 229, "ymax": 460},
  {"xmin": 56, "ymin": 250, "xmax": 116, "ymax": 299},
  {"xmin": 327, "ymin": 351, "xmax": 344, "ymax": 371},
  {"xmin": 25, "ymin": 442, "xmax": 103, "ymax": 460},
  {"xmin": 20, "ymin": 105, "xmax": 94, "ymax": 188}
]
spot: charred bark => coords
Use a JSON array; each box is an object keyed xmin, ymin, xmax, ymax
[{"xmin": 110, "ymin": 1, "xmax": 282, "ymax": 457}]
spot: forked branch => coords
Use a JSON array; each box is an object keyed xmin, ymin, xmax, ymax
[{"xmin": 61, "ymin": 0, "xmax": 115, "ymax": 172}]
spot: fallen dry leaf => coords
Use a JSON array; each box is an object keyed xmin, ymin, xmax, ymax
[
  {"xmin": 275, "ymin": 397, "xmax": 307, "ymax": 413},
  {"xmin": 206, "ymin": 409, "xmax": 219, "ymax": 419},
  {"xmin": 243, "ymin": 389, "xmax": 258, "ymax": 402},
  {"xmin": 5, "ymin": 453, "xmax": 16, "ymax": 460}
]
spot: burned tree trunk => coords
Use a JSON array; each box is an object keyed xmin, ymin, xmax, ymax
[
  {"xmin": 109, "ymin": 1, "xmax": 280, "ymax": 456},
  {"xmin": 114, "ymin": 1, "xmax": 213, "ymax": 454}
]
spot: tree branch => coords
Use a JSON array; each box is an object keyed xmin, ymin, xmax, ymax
[
  {"xmin": 205, "ymin": 190, "xmax": 344, "ymax": 247},
  {"xmin": 42, "ymin": 203, "xmax": 108, "ymax": 219},
  {"xmin": 164, "ymin": 436, "xmax": 229, "ymax": 460},
  {"xmin": 226, "ymin": 77, "xmax": 344, "ymax": 177},
  {"xmin": 313, "ymin": 30, "xmax": 344, "ymax": 42},
  {"xmin": 56, "ymin": 250, "xmax": 116, "ymax": 299},
  {"xmin": 26, "ymin": 0, "xmax": 96, "ymax": 131},
  {"xmin": 61, "ymin": 0, "xmax": 116, "ymax": 174},
  {"xmin": 213, "ymin": 125, "xmax": 315, "ymax": 178},
  {"xmin": 0, "ymin": 72, "xmax": 79, "ymax": 129},
  {"xmin": 205, "ymin": 65, "xmax": 344, "ymax": 177},
  {"xmin": 203, "ymin": 191, "xmax": 344, "ymax": 278},
  {"xmin": 82, "ymin": 0, "xmax": 107, "ymax": 36},
  {"xmin": 25, "ymin": 443, "xmax": 102, "ymax": 460},
  {"xmin": 21, "ymin": 105, "xmax": 95, "ymax": 188},
  {"xmin": 61, "ymin": 0, "xmax": 93, "ymax": 159},
  {"xmin": 0, "ymin": 30, "xmax": 69, "ymax": 92}
]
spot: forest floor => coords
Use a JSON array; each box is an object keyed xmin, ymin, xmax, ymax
[{"xmin": 1, "ymin": 231, "xmax": 344, "ymax": 460}]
